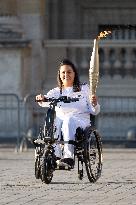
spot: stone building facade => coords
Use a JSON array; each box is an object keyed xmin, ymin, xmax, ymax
[
  {"xmin": 0, "ymin": 0, "xmax": 136, "ymax": 139},
  {"xmin": 0, "ymin": 0, "xmax": 46, "ymax": 98},
  {"xmin": 44, "ymin": 0, "xmax": 136, "ymax": 97},
  {"xmin": 0, "ymin": 0, "xmax": 136, "ymax": 97}
]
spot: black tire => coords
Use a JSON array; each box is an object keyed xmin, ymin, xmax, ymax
[
  {"xmin": 78, "ymin": 170, "xmax": 83, "ymax": 180},
  {"xmin": 83, "ymin": 126, "xmax": 102, "ymax": 183},
  {"xmin": 41, "ymin": 154, "xmax": 54, "ymax": 184},
  {"xmin": 35, "ymin": 158, "xmax": 41, "ymax": 179}
]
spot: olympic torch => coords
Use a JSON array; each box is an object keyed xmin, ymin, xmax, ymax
[{"xmin": 89, "ymin": 31, "xmax": 111, "ymax": 98}]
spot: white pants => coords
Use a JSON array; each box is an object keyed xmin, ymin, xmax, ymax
[{"xmin": 54, "ymin": 114, "xmax": 90, "ymax": 159}]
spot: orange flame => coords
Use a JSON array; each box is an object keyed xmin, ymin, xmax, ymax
[{"xmin": 97, "ymin": 30, "xmax": 111, "ymax": 39}]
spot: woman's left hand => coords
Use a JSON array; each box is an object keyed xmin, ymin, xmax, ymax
[{"xmin": 91, "ymin": 95, "xmax": 98, "ymax": 107}]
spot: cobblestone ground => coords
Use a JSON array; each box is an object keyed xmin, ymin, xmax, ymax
[{"xmin": 0, "ymin": 148, "xmax": 136, "ymax": 205}]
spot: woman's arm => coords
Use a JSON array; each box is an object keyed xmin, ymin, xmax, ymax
[
  {"xmin": 35, "ymin": 87, "xmax": 60, "ymax": 107},
  {"xmin": 35, "ymin": 94, "xmax": 47, "ymax": 107},
  {"xmin": 90, "ymin": 102, "xmax": 100, "ymax": 115},
  {"xmin": 82, "ymin": 84, "xmax": 100, "ymax": 115}
]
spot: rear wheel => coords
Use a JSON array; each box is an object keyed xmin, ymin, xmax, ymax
[{"xmin": 83, "ymin": 126, "xmax": 102, "ymax": 183}]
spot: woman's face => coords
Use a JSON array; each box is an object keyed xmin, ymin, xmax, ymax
[{"xmin": 59, "ymin": 65, "xmax": 75, "ymax": 87}]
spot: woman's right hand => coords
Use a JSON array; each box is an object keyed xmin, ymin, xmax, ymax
[{"xmin": 35, "ymin": 94, "xmax": 45, "ymax": 102}]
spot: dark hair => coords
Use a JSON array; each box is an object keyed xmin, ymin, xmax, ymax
[{"xmin": 57, "ymin": 59, "xmax": 81, "ymax": 94}]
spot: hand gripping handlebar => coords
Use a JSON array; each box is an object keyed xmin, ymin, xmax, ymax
[{"xmin": 36, "ymin": 95, "xmax": 80, "ymax": 103}]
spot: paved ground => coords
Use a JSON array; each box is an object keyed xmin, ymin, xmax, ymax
[{"xmin": 0, "ymin": 148, "xmax": 136, "ymax": 205}]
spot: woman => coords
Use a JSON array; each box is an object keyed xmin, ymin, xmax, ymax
[{"xmin": 36, "ymin": 59, "xmax": 100, "ymax": 168}]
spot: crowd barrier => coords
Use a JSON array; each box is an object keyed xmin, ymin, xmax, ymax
[
  {"xmin": 0, "ymin": 94, "xmax": 20, "ymax": 151},
  {"xmin": 98, "ymin": 96, "xmax": 136, "ymax": 141},
  {"xmin": 0, "ymin": 94, "xmax": 136, "ymax": 150}
]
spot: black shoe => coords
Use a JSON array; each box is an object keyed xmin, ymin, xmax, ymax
[
  {"xmin": 60, "ymin": 158, "xmax": 74, "ymax": 168},
  {"xmin": 55, "ymin": 157, "xmax": 61, "ymax": 168}
]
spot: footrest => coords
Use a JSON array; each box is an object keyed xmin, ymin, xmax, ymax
[
  {"xmin": 56, "ymin": 161, "xmax": 71, "ymax": 170},
  {"xmin": 33, "ymin": 139, "xmax": 45, "ymax": 145}
]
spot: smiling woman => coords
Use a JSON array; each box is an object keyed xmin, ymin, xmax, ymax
[
  {"xmin": 57, "ymin": 59, "xmax": 80, "ymax": 93},
  {"xmin": 59, "ymin": 65, "xmax": 75, "ymax": 87},
  {"xmin": 36, "ymin": 59, "xmax": 100, "ymax": 168}
]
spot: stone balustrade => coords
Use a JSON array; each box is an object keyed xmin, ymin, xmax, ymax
[{"xmin": 44, "ymin": 39, "xmax": 136, "ymax": 78}]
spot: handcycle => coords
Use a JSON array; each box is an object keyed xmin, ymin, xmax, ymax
[{"xmin": 34, "ymin": 96, "xmax": 103, "ymax": 184}]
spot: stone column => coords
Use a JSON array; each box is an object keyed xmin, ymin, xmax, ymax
[
  {"xmin": 17, "ymin": 0, "xmax": 46, "ymax": 95},
  {"xmin": 49, "ymin": 0, "xmax": 59, "ymax": 38},
  {"xmin": 102, "ymin": 48, "xmax": 111, "ymax": 77},
  {"xmin": 61, "ymin": 0, "xmax": 77, "ymax": 39}
]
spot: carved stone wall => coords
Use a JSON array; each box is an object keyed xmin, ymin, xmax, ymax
[
  {"xmin": 17, "ymin": 0, "xmax": 46, "ymax": 95},
  {"xmin": 0, "ymin": 0, "xmax": 17, "ymax": 15},
  {"xmin": 0, "ymin": 0, "xmax": 136, "ymax": 97},
  {"xmin": 44, "ymin": 0, "xmax": 136, "ymax": 97},
  {"xmin": 0, "ymin": 0, "xmax": 46, "ymax": 97},
  {"xmin": 47, "ymin": 0, "xmax": 136, "ymax": 39},
  {"xmin": 0, "ymin": 0, "xmax": 136, "ymax": 140},
  {"xmin": 0, "ymin": 49, "xmax": 21, "ymax": 95}
]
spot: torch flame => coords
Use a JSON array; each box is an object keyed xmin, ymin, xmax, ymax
[{"xmin": 97, "ymin": 30, "xmax": 111, "ymax": 40}]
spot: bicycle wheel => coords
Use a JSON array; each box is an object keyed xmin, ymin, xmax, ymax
[
  {"xmin": 41, "ymin": 152, "xmax": 55, "ymax": 184},
  {"xmin": 35, "ymin": 157, "xmax": 41, "ymax": 179},
  {"xmin": 83, "ymin": 126, "xmax": 102, "ymax": 183}
]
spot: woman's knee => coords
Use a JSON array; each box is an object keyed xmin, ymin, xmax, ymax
[
  {"xmin": 64, "ymin": 115, "xmax": 75, "ymax": 124},
  {"xmin": 62, "ymin": 116, "xmax": 76, "ymax": 130}
]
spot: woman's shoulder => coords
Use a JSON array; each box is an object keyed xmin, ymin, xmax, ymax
[
  {"xmin": 80, "ymin": 82, "xmax": 89, "ymax": 90},
  {"xmin": 47, "ymin": 87, "xmax": 60, "ymax": 96},
  {"xmin": 50, "ymin": 87, "xmax": 60, "ymax": 92}
]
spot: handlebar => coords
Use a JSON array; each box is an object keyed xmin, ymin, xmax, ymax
[{"xmin": 36, "ymin": 95, "xmax": 80, "ymax": 104}]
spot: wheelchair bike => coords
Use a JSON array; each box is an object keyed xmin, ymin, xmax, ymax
[{"xmin": 34, "ymin": 96, "xmax": 103, "ymax": 184}]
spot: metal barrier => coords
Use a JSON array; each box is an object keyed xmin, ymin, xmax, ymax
[
  {"xmin": 23, "ymin": 94, "xmax": 136, "ymax": 143},
  {"xmin": 0, "ymin": 94, "xmax": 20, "ymax": 151},
  {"xmin": 98, "ymin": 96, "xmax": 136, "ymax": 140},
  {"xmin": 1, "ymin": 93, "xmax": 135, "ymax": 150},
  {"xmin": 23, "ymin": 94, "xmax": 47, "ymax": 136},
  {"xmin": 19, "ymin": 94, "xmax": 47, "ymax": 151}
]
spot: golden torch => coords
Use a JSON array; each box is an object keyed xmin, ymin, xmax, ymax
[{"xmin": 89, "ymin": 31, "xmax": 111, "ymax": 97}]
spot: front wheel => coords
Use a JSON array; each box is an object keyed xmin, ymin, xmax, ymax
[
  {"xmin": 83, "ymin": 126, "xmax": 102, "ymax": 183},
  {"xmin": 41, "ymin": 152, "xmax": 55, "ymax": 184},
  {"xmin": 35, "ymin": 158, "xmax": 41, "ymax": 179}
]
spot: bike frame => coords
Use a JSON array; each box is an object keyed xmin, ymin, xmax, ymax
[{"xmin": 42, "ymin": 96, "xmax": 79, "ymax": 144}]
